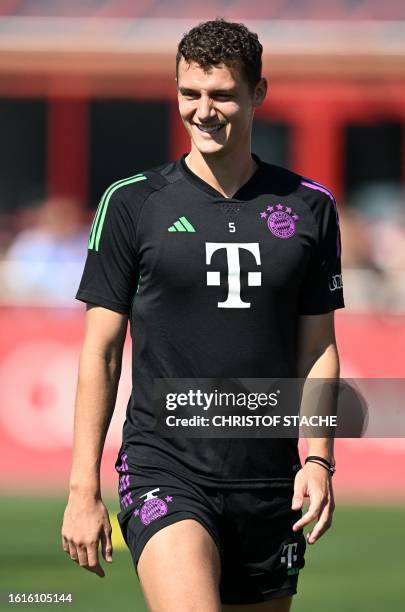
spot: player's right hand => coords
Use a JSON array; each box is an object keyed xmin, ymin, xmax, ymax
[{"xmin": 61, "ymin": 493, "xmax": 113, "ymax": 578}]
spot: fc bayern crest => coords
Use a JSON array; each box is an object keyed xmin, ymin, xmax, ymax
[
  {"xmin": 260, "ymin": 204, "xmax": 299, "ymax": 239},
  {"xmin": 133, "ymin": 488, "xmax": 174, "ymax": 526}
]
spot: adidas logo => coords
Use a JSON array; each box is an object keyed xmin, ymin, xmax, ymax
[{"xmin": 168, "ymin": 216, "xmax": 196, "ymax": 232}]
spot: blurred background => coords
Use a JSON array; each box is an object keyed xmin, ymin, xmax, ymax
[{"xmin": 0, "ymin": 1, "xmax": 404, "ymax": 611}]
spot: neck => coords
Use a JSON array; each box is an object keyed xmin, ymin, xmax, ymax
[{"xmin": 185, "ymin": 146, "xmax": 257, "ymax": 199}]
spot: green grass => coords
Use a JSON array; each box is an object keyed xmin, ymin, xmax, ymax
[
  {"xmin": 295, "ymin": 505, "xmax": 404, "ymax": 612},
  {"xmin": 0, "ymin": 496, "xmax": 403, "ymax": 611},
  {"xmin": 0, "ymin": 495, "xmax": 146, "ymax": 612}
]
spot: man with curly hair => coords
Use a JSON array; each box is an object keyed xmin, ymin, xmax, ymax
[{"xmin": 62, "ymin": 18, "xmax": 344, "ymax": 611}]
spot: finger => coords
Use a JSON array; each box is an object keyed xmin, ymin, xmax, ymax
[
  {"xmin": 291, "ymin": 488, "xmax": 305, "ymax": 511},
  {"xmin": 62, "ymin": 535, "xmax": 70, "ymax": 553},
  {"xmin": 100, "ymin": 525, "xmax": 113, "ymax": 563},
  {"xmin": 292, "ymin": 496, "xmax": 323, "ymax": 532},
  {"xmin": 68, "ymin": 542, "xmax": 79, "ymax": 563},
  {"xmin": 307, "ymin": 501, "xmax": 334, "ymax": 544},
  {"xmin": 86, "ymin": 543, "xmax": 105, "ymax": 578},
  {"xmin": 291, "ymin": 479, "xmax": 306, "ymax": 510},
  {"xmin": 76, "ymin": 544, "xmax": 89, "ymax": 568}
]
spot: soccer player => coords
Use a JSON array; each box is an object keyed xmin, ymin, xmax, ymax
[{"xmin": 62, "ymin": 19, "xmax": 344, "ymax": 612}]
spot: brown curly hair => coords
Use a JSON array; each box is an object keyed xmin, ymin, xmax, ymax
[{"xmin": 176, "ymin": 18, "xmax": 263, "ymax": 92}]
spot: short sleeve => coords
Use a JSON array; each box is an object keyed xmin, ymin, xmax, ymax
[
  {"xmin": 298, "ymin": 193, "xmax": 345, "ymax": 315},
  {"xmin": 76, "ymin": 189, "xmax": 140, "ymax": 314}
]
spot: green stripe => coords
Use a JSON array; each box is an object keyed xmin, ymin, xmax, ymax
[
  {"xmin": 88, "ymin": 173, "xmax": 146, "ymax": 251},
  {"xmin": 88, "ymin": 195, "xmax": 107, "ymax": 248},
  {"xmin": 89, "ymin": 173, "xmax": 145, "ymax": 249},
  {"xmin": 88, "ymin": 203, "xmax": 101, "ymax": 248},
  {"xmin": 94, "ymin": 175, "xmax": 146, "ymax": 251},
  {"xmin": 88, "ymin": 173, "xmax": 145, "ymax": 249},
  {"xmin": 174, "ymin": 220, "xmax": 187, "ymax": 231},
  {"xmin": 88, "ymin": 182, "xmax": 123, "ymax": 249},
  {"xmin": 179, "ymin": 216, "xmax": 195, "ymax": 232},
  {"xmin": 168, "ymin": 226, "xmax": 176, "ymax": 232}
]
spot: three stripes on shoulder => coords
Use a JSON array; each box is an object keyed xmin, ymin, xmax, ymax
[{"xmin": 88, "ymin": 173, "xmax": 147, "ymax": 252}]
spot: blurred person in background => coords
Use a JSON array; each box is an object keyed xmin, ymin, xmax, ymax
[
  {"xmin": 2, "ymin": 196, "xmax": 88, "ymax": 305},
  {"xmin": 62, "ymin": 18, "xmax": 343, "ymax": 612},
  {"xmin": 338, "ymin": 205, "xmax": 380, "ymax": 310},
  {"xmin": 355, "ymin": 185, "xmax": 405, "ymax": 311},
  {"xmin": 340, "ymin": 185, "xmax": 405, "ymax": 311}
]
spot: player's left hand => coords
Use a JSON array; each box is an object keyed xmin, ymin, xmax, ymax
[{"xmin": 290, "ymin": 462, "xmax": 335, "ymax": 544}]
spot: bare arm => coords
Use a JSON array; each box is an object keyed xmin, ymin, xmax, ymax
[
  {"xmin": 292, "ymin": 311, "xmax": 339, "ymax": 544},
  {"xmin": 61, "ymin": 304, "xmax": 128, "ymax": 577},
  {"xmin": 297, "ymin": 310, "xmax": 339, "ymax": 464},
  {"xmin": 69, "ymin": 304, "xmax": 127, "ymax": 492}
]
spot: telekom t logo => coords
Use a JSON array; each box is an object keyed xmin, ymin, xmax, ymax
[
  {"xmin": 205, "ymin": 243, "xmax": 261, "ymax": 308},
  {"xmin": 281, "ymin": 542, "xmax": 298, "ymax": 568}
]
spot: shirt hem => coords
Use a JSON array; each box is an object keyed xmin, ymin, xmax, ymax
[
  {"xmin": 123, "ymin": 457, "xmax": 297, "ymax": 489},
  {"xmin": 298, "ymin": 301, "xmax": 345, "ymax": 315},
  {"xmin": 75, "ymin": 290, "xmax": 129, "ymax": 314}
]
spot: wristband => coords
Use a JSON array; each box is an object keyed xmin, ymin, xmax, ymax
[{"xmin": 305, "ymin": 455, "xmax": 336, "ymax": 476}]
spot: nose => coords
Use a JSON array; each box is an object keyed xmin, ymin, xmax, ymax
[{"xmin": 196, "ymin": 95, "xmax": 215, "ymax": 122}]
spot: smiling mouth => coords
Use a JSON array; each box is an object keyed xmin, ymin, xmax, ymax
[{"xmin": 194, "ymin": 123, "xmax": 226, "ymax": 134}]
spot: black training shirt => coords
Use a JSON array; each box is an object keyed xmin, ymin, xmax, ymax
[{"xmin": 76, "ymin": 154, "xmax": 344, "ymax": 487}]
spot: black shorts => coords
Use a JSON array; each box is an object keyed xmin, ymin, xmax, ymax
[{"xmin": 115, "ymin": 456, "xmax": 306, "ymax": 606}]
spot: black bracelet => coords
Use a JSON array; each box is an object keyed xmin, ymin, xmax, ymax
[
  {"xmin": 305, "ymin": 455, "xmax": 336, "ymax": 476},
  {"xmin": 306, "ymin": 455, "xmax": 333, "ymax": 468}
]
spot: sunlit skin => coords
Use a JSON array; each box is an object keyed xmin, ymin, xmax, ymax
[{"xmin": 176, "ymin": 57, "xmax": 267, "ymax": 197}]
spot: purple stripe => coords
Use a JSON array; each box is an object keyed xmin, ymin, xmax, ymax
[
  {"xmin": 119, "ymin": 474, "xmax": 130, "ymax": 493},
  {"xmin": 300, "ymin": 179, "xmax": 341, "ymax": 257},
  {"xmin": 301, "ymin": 180, "xmax": 335, "ymax": 203},
  {"xmin": 121, "ymin": 491, "xmax": 133, "ymax": 509},
  {"xmin": 116, "ymin": 452, "xmax": 129, "ymax": 473}
]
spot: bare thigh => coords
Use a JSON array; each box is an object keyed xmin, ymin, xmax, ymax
[
  {"xmin": 222, "ymin": 596, "xmax": 293, "ymax": 612},
  {"xmin": 137, "ymin": 518, "xmax": 222, "ymax": 612}
]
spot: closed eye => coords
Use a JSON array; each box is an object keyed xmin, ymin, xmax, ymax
[
  {"xmin": 179, "ymin": 89, "xmax": 199, "ymax": 99},
  {"xmin": 179, "ymin": 89, "xmax": 236, "ymax": 101},
  {"xmin": 212, "ymin": 93, "xmax": 234, "ymax": 100}
]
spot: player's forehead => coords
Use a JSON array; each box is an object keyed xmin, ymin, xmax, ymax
[{"xmin": 177, "ymin": 58, "xmax": 241, "ymax": 92}]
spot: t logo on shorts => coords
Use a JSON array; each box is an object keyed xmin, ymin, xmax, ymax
[
  {"xmin": 281, "ymin": 542, "xmax": 298, "ymax": 569},
  {"xmin": 206, "ymin": 242, "xmax": 261, "ymax": 309}
]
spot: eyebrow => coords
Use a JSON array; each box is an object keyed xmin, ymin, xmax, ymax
[{"xmin": 178, "ymin": 87, "xmax": 236, "ymax": 95}]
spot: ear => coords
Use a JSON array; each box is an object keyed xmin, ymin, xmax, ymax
[{"xmin": 253, "ymin": 77, "xmax": 268, "ymax": 107}]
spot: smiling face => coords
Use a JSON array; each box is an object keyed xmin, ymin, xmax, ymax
[{"xmin": 177, "ymin": 57, "xmax": 267, "ymax": 160}]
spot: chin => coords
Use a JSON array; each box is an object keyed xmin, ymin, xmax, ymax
[
  {"xmin": 197, "ymin": 147, "xmax": 224, "ymax": 157},
  {"xmin": 193, "ymin": 139, "xmax": 228, "ymax": 156}
]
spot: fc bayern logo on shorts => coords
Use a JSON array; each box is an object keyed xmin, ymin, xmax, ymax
[
  {"xmin": 260, "ymin": 204, "xmax": 299, "ymax": 239},
  {"xmin": 133, "ymin": 488, "xmax": 174, "ymax": 526}
]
